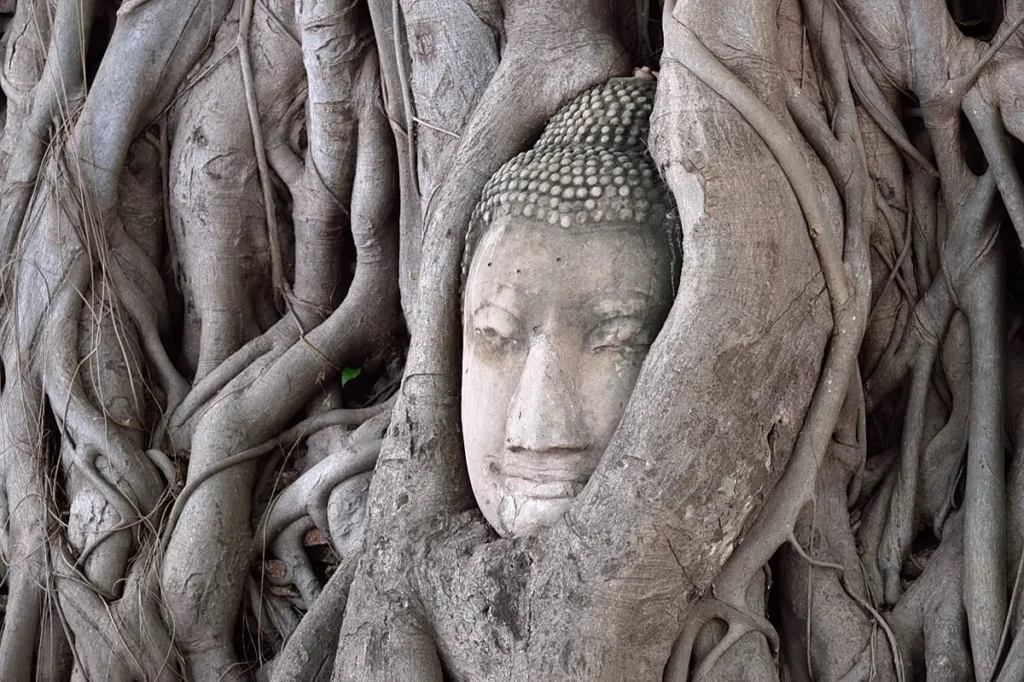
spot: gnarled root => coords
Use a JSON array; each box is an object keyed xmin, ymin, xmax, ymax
[
  {"xmin": 160, "ymin": 83, "xmax": 400, "ymax": 674},
  {"xmin": 52, "ymin": 544, "xmax": 178, "ymax": 682},
  {"xmin": 269, "ymin": 559, "xmax": 357, "ymax": 682},
  {"xmin": 887, "ymin": 514, "xmax": 969, "ymax": 682},
  {"xmin": 255, "ymin": 415, "xmax": 386, "ymax": 557}
]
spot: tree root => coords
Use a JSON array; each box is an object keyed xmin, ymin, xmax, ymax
[
  {"xmin": 0, "ymin": 0, "xmax": 97, "ymax": 267},
  {"xmin": 0, "ymin": 375, "xmax": 51, "ymax": 681},
  {"xmin": 888, "ymin": 514, "xmax": 969, "ymax": 681},
  {"xmin": 161, "ymin": 221, "xmax": 398, "ymax": 675},
  {"xmin": 327, "ymin": 470, "xmax": 373, "ymax": 558},
  {"xmin": 664, "ymin": 591, "xmax": 779, "ymax": 682},
  {"xmin": 878, "ymin": 341, "xmax": 938, "ymax": 603},
  {"xmin": 922, "ymin": 314, "xmax": 970, "ymax": 536},
  {"xmin": 238, "ymin": 0, "xmax": 286, "ymax": 304},
  {"xmin": 254, "ymin": 436, "xmax": 382, "ymax": 558},
  {"xmin": 269, "ymin": 559, "xmax": 357, "ymax": 682},
  {"xmin": 269, "ymin": 517, "xmax": 320, "ymax": 607},
  {"xmin": 673, "ymin": 7, "xmax": 868, "ymax": 603},
  {"xmin": 51, "ymin": 544, "xmax": 177, "ymax": 682},
  {"xmin": 169, "ymin": 316, "xmax": 298, "ymax": 436},
  {"xmin": 960, "ymin": 208, "xmax": 1007, "ymax": 679}
]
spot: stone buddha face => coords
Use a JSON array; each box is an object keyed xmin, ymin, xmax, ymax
[
  {"xmin": 462, "ymin": 216, "xmax": 675, "ymax": 536},
  {"xmin": 460, "ymin": 78, "xmax": 678, "ymax": 537}
]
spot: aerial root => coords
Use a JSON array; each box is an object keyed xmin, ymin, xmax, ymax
[
  {"xmin": 145, "ymin": 448, "xmax": 177, "ymax": 487},
  {"xmin": 786, "ymin": 533, "xmax": 906, "ymax": 682},
  {"xmin": 161, "ymin": 401, "xmax": 391, "ymax": 556},
  {"xmin": 35, "ymin": 251, "xmax": 169, "ymax": 600},
  {"xmin": 51, "ymin": 543, "xmax": 177, "ymax": 682},
  {"xmin": 961, "ymin": 228, "xmax": 1007, "ymax": 679},
  {"xmin": 962, "ymin": 92, "xmax": 1024, "ymax": 246},
  {"xmin": 269, "ymin": 517, "xmax": 320, "ymax": 608},
  {"xmin": 105, "ymin": 249, "xmax": 189, "ymax": 412},
  {"xmin": 254, "ymin": 435, "xmax": 383, "ymax": 557},
  {"xmin": 169, "ymin": 315, "xmax": 299, "ymax": 438},
  {"xmin": 878, "ymin": 342, "xmax": 939, "ymax": 603},
  {"xmin": 664, "ymin": 596, "xmax": 779, "ymax": 682},
  {"xmin": 656, "ymin": 12, "xmax": 873, "ymax": 682}
]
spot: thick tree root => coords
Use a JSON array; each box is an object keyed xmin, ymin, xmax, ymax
[{"xmin": 269, "ymin": 559, "xmax": 357, "ymax": 682}]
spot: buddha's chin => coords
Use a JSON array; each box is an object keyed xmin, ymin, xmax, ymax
[{"xmin": 497, "ymin": 494, "xmax": 574, "ymax": 537}]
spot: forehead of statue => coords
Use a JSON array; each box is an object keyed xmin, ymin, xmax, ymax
[
  {"xmin": 464, "ymin": 214, "xmax": 674, "ymax": 315},
  {"xmin": 469, "ymin": 211, "xmax": 675, "ymax": 267}
]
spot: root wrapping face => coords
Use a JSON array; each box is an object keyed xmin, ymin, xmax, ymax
[{"xmin": 1, "ymin": 0, "xmax": 1024, "ymax": 679}]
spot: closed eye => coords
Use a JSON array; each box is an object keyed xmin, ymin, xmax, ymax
[
  {"xmin": 471, "ymin": 304, "xmax": 524, "ymax": 352},
  {"xmin": 475, "ymin": 324, "xmax": 520, "ymax": 351},
  {"xmin": 587, "ymin": 316, "xmax": 651, "ymax": 352}
]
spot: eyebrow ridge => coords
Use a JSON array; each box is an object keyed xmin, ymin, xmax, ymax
[
  {"xmin": 471, "ymin": 302, "xmax": 522, "ymax": 319},
  {"xmin": 589, "ymin": 290, "xmax": 654, "ymax": 317}
]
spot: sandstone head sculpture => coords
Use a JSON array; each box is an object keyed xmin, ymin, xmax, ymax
[{"xmin": 461, "ymin": 78, "xmax": 682, "ymax": 537}]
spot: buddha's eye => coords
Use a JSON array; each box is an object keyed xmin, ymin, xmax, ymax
[
  {"xmin": 474, "ymin": 324, "xmax": 521, "ymax": 351},
  {"xmin": 588, "ymin": 316, "xmax": 651, "ymax": 353},
  {"xmin": 471, "ymin": 305, "xmax": 524, "ymax": 353}
]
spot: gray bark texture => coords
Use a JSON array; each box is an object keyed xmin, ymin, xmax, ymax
[{"xmin": 0, "ymin": 0, "xmax": 1021, "ymax": 680}]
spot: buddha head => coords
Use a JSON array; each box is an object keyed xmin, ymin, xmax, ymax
[{"xmin": 461, "ymin": 78, "xmax": 681, "ymax": 537}]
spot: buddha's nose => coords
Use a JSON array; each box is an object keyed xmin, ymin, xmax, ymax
[{"xmin": 505, "ymin": 335, "xmax": 590, "ymax": 452}]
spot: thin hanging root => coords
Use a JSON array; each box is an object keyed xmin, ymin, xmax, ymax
[
  {"xmin": 159, "ymin": 439, "xmax": 277, "ymax": 556},
  {"xmin": 51, "ymin": 545, "xmax": 176, "ymax": 682},
  {"xmin": 991, "ymin": 531, "xmax": 1024, "ymax": 680},
  {"xmin": 38, "ymin": 254, "xmax": 167, "ymax": 583},
  {"xmin": 995, "ymin": 538, "xmax": 1024, "ymax": 681},
  {"xmin": 842, "ymin": 31, "xmax": 937, "ymax": 178},
  {"xmin": 998, "ymin": 636, "xmax": 1024, "ymax": 681},
  {"xmin": 878, "ymin": 343, "xmax": 939, "ymax": 603},
  {"xmin": 866, "ymin": 169, "xmax": 998, "ymax": 408},
  {"xmin": 869, "ymin": 191, "xmax": 916, "ymax": 324},
  {"xmin": 787, "ymin": 534, "xmax": 906, "ymax": 682},
  {"xmin": 106, "ymin": 246, "xmax": 188, "ymax": 410},
  {"xmin": 0, "ymin": 0, "xmax": 98, "ymax": 265},
  {"xmin": 390, "ymin": 0, "xmax": 418, "ymax": 198},
  {"xmin": 43, "ymin": 295, "xmax": 164, "ymax": 519},
  {"xmin": 238, "ymin": 0, "xmax": 286, "ymax": 302},
  {"xmin": 67, "ymin": 444, "xmax": 143, "ymax": 533}
]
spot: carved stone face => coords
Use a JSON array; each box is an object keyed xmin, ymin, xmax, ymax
[{"xmin": 462, "ymin": 214, "xmax": 675, "ymax": 536}]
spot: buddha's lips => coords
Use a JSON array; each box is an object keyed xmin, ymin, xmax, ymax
[{"xmin": 496, "ymin": 451, "xmax": 594, "ymax": 499}]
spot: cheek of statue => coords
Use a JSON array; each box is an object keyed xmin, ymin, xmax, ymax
[{"xmin": 461, "ymin": 221, "xmax": 673, "ymax": 537}]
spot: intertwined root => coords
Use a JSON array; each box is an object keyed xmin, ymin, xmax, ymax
[
  {"xmin": 5, "ymin": 0, "xmax": 1024, "ymax": 679},
  {"xmin": 0, "ymin": 0, "xmax": 400, "ymax": 678}
]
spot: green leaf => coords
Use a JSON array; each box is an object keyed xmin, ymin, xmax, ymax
[{"xmin": 341, "ymin": 366, "xmax": 362, "ymax": 386}]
